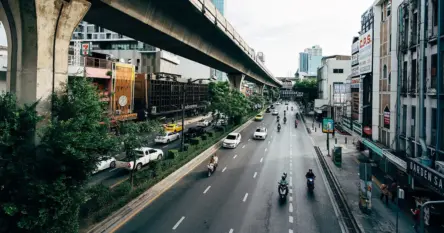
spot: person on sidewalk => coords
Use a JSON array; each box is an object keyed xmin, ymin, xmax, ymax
[
  {"xmin": 411, "ymin": 206, "xmax": 420, "ymax": 232},
  {"xmin": 390, "ymin": 180, "xmax": 397, "ymax": 203},
  {"xmin": 380, "ymin": 183, "xmax": 389, "ymax": 205}
]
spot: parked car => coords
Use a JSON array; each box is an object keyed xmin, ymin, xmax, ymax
[
  {"xmin": 184, "ymin": 127, "xmax": 207, "ymax": 141},
  {"xmin": 93, "ymin": 156, "xmax": 116, "ymax": 174},
  {"xmin": 164, "ymin": 123, "xmax": 183, "ymax": 132},
  {"xmin": 196, "ymin": 119, "xmax": 211, "ymax": 127},
  {"xmin": 215, "ymin": 118, "xmax": 228, "ymax": 126},
  {"xmin": 223, "ymin": 133, "xmax": 242, "ymax": 148},
  {"xmin": 255, "ymin": 114, "xmax": 264, "ymax": 121},
  {"xmin": 155, "ymin": 131, "xmax": 180, "ymax": 144},
  {"xmin": 253, "ymin": 127, "xmax": 268, "ymax": 140},
  {"xmin": 116, "ymin": 147, "xmax": 163, "ymax": 171},
  {"xmin": 272, "ymin": 110, "xmax": 279, "ymax": 115},
  {"xmin": 266, "ymin": 108, "xmax": 271, "ymax": 113}
]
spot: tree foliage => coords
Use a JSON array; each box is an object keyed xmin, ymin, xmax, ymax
[
  {"xmin": 208, "ymin": 81, "xmax": 253, "ymax": 124},
  {"xmin": 293, "ymin": 78, "xmax": 318, "ymax": 103}
]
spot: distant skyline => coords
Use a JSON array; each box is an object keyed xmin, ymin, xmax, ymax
[{"xmin": 225, "ymin": 0, "xmax": 374, "ymax": 76}]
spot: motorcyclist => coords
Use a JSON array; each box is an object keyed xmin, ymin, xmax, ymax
[
  {"xmin": 305, "ymin": 169, "xmax": 316, "ymax": 179},
  {"xmin": 210, "ymin": 154, "xmax": 219, "ymax": 166},
  {"xmin": 277, "ymin": 123, "xmax": 281, "ymax": 131},
  {"xmin": 279, "ymin": 172, "xmax": 288, "ymax": 186},
  {"xmin": 295, "ymin": 119, "xmax": 298, "ymax": 127},
  {"xmin": 283, "ymin": 116, "xmax": 287, "ymax": 124}
]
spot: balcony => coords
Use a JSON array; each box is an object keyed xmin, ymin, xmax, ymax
[{"xmin": 68, "ymin": 55, "xmax": 112, "ymax": 69}]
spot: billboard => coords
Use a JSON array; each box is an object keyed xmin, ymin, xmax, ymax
[
  {"xmin": 112, "ymin": 63, "xmax": 137, "ymax": 121},
  {"xmin": 351, "ymin": 78, "xmax": 360, "ymax": 89},
  {"xmin": 359, "ymin": 29, "xmax": 373, "ymax": 75},
  {"xmin": 351, "ymin": 66, "xmax": 360, "ymax": 77},
  {"xmin": 352, "ymin": 53, "xmax": 359, "ymax": 66},
  {"xmin": 352, "ymin": 41, "xmax": 359, "ymax": 54},
  {"xmin": 322, "ymin": 118, "xmax": 334, "ymax": 133}
]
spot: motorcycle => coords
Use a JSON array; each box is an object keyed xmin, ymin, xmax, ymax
[
  {"xmin": 277, "ymin": 125, "xmax": 281, "ymax": 132},
  {"xmin": 207, "ymin": 162, "xmax": 217, "ymax": 177},
  {"xmin": 307, "ymin": 178, "xmax": 315, "ymax": 191},
  {"xmin": 283, "ymin": 117, "xmax": 287, "ymax": 124},
  {"xmin": 278, "ymin": 182, "xmax": 289, "ymax": 199},
  {"xmin": 295, "ymin": 121, "xmax": 298, "ymax": 128}
]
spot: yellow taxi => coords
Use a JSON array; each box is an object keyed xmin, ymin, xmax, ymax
[
  {"xmin": 255, "ymin": 114, "xmax": 264, "ymax": 121},
  {"xmin": 164, "ymin": 123, "xmax": 183, "ymax": 132}
]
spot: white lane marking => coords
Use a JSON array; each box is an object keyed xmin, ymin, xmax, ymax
[
  {"xmin": 289, "ymin": 203, "xmax": 293, "ymax": 213},
  {"xmin": 203, "ymin": 186, "xmax": 211, "ymax": 194},
  {"xmin": 243, "ymin": 193, "xmax": 249, "ymax": 202},
  {"xmin": 233, "ymin": 154, "xmax": 237, "ymax": 159},
  {"xmin": 290, "ymin": 177, "xmax": 293, "ymax": 185},
  {"xmin": 268, "ymin": 141, "xmax": 271, "ymax": 144},
  {"xmin": 289, "ymin": 230, "xmax": 294, "ymax": 233},
  {"xmin": 253, "ymin": 172, "xmax": 257, "ymax": 178},
  {"xmin": 222, "ymin": 167, "xmax": 227, "ymax": 172},
  {"xmin": 248, "ymin": 139, "xmax": 251, "ymax": 141},
  {"xmin": 172, "ymin": 216, "xmax": 185, "ymax": 230},
  {"xmin": 290, "ymin": 171, "xmax": 292, "ymax": 175},
  {"xmin": 289, "ymin": 216, "xmax": 294, "ymax": 223},
  {"xmin": 289, "ymin": 196, "xmax": 293, "ymax": 202},
  {"xmin": 260, "ymin": 157, "xmax": 263, "ymax": 163},
  {"xmin": 271, "ymin": 135, "xmax": 273, "ymax": 138},
  {"xmin": 242, "ymin": 145, "xmax": 246, "ymax": 148},
  {"xmin": 265, "ymin": 148, "xmax": 268, "ymax": 152},
  {"xmin": 229, "ymin": 229, "xmax": 234, "ymax": 233},
  {"xmin": 289, "ymin": 189, "xmax": 293, "ymax": 194},
  {"xmin": 163, "ymin": 145, "xmax": 168, "ymax": 148},
  {"xmin": 109, "ymin": 168, "xmax": 118, "ymax": 172}
]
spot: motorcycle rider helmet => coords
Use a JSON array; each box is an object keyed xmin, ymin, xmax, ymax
[
  {"xmin": 308, "ymin": 169, "xmax": 312, "ymax": 173},
  {"xmin": 281, "ymin": 175, "xmax": 286, "ymax": 180}
]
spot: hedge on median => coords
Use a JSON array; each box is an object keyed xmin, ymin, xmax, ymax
[{"xmin": 79, "ymin": 111, "xmax": 260, "ymax": 230}]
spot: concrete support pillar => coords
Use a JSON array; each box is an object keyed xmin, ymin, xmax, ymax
[
  {"xmin": 227, "ymin": 73, "xmax": 245, "ymax": 92},
  {"xmin": 0, "ymin": 0, "xmax": 90, "ymax": 113},
  {"xmin": 257, "ymin": 83, "xmax": 265, "ymax": 95}
]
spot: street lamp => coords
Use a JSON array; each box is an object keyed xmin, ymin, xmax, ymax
[{"xmin": 157, "ymin": 75, "xmax": 216, "ymax": 151}]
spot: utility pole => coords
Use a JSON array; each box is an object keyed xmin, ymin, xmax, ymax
[{"xmin": 181, "ymin": 82, "xmax": 186, "ymax": 152}]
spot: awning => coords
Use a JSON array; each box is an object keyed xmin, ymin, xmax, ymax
[
  {"xmin": 382, "ymin": 150, "xmax": 407, "ymax": 172},
  {"xmin": 362, "ymin": 139, "xmax": 383, "ymax": 156}
]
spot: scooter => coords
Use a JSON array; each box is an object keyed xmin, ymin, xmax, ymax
[
  {"xmin": 307, "ymin": 178, "xmax": 315, "ymax": 191},
  {"xmin": 283, "ymin": 118, "xmax": 287, "ymax": 124},
  {"xmin": 278, "ymin": 182, "xmax": 289, "ymax": 199},
  {"xmin": 207, "ymin": 163, "xmax": 217, "ymax": 177},
  {"xmin": 277, "ymin": 126, "xmax": 281, "ymax": 132},
  {"xmin": 295, "ymin": 121, "xmax": 298, "ymax": 128}
]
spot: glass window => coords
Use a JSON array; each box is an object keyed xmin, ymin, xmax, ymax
[
  {"xmin": 411, "ymin": 59, "xmax": 417, "ymax": 91},
  {"xmin": 411, "ymin": 106, "xmax": 416, "ymax": 137},
  {"xmin": 402, "ymin": 105, "xmax": 407, "ymax": 134},
  {"xmin": 432, "ymin": 108, "xmax": 436, "ymax": 145},
  {"xmin": 431, "ymin": 54, "xmax": 437, "ymax": 88},
  {"xmin": 383, "ymin": 65, "xmax": 387, "ymax": 79}
]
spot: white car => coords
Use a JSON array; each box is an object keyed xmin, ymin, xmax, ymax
[
  {"xmin": 116, "ymin": 147, "xmax": 164, "ymax": 171},
  {"xmin": 216, "ymin": 119, "xmax": 227, "ymax": 126},
  {"xmin": 272, "ymin": 110, "xmax": 279, "ymax": 115},
  {"xmin": 93, "ymin": 156, "xmax": 116, "ymax": 174},
  {"xmin": 223, "ymin": 133, "xmax": 242, "ymax": 148},
  {"xmin": 253, "ymin": 127, "xmax": 268, "ymax": 140},
  {"xmin": 155, "ymin": 132, "xmax": 180, "ymax": 144},
  {"xmin": 196, "ymin": 119, "xmax": 211, "ymax": 127}
]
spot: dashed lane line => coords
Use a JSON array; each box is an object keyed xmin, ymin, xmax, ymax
[
  {"xmin": 289, "ymin": 216, "xmax": 293, "ymax": 223},
  {"xmin": 172, "ymin": 216, "xmax": 185, "ymax": 230},
  {"xmin": 229, "ymin": 229, "xmax": 234, "ymax": 233},
  {"xmin": 289, "ymin": 203, "xmax": 293, "ymax": 213},
  {"xmin": 242, "ymin": 145, "xmax": 246, "ymax": 149},
  {"xmin": 203, "ymin": 186, "xmax": 211, "ymax": 194},
  {"xmin": 243, "ymin": 193, "xmax": 249, "ymax": 202},
  {"xmin": 222, "ymin": 167, "xmax": 227, "ymax": 172},
  {"xmin": 260, "ymin": 157, "xmax": 263, "ymax": 163},
  {"xmin": 253, "ymin": 172, "xmax": 257, "ymax": 178},
  {"xmin": 233, "ymin": 154, "xmax": 237, "ymax": 159}
]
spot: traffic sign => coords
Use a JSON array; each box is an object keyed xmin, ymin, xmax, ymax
[
  {"xmin": 322, "ymin": 118, "xmax": 334, "ymax": 133},
  {"xmin": 81, "ymin": 42, "xmax": 92, "ymax": 56}
]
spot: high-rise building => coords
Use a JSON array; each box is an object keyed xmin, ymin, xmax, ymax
[
  {"xmin": 211, "ymin": 0, "xmax": 226, "ymax": 15},
  {"xmin": 209, "ymin": 0, "xmax": 227, "ymax": 82},
  {"xmin": 298, "ymin": 45, "xmax": 323, "ymax": 76},
  {"xmin": 299, "ymin": 52, "xmax": 308, "ymax": 73}
]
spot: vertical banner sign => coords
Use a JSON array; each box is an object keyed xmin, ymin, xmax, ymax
[
  {"xmin": 322, "ymin": 118, "xmax": 334, "ymax": 133},
  {"xmin": 112, "ymin": 63, "xmax": 137, "ymax": 121},
  {"xmin": 81, "ymin": 42, "xmax": 92, "ymax": 56},
  {"xmin": 384, "ymin": 106, "xmax": 390, "ymax": 129},
  {"xmin": 359, "ymin": 29, "xmax": 373, "ymax": 75}
]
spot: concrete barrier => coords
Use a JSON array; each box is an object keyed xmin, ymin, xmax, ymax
[{"xmin": 87, "ymin": 117, "xmax": 255, "ymax": 233}]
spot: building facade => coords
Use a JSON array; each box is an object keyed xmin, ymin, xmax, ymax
[
  {"xmin": 299, "ymin": 52, "xmax": 309, "ymax": 73},
  {"xmin": 298, "ymin": 45, "xmax": 323, "ymax": 76},
  {"xmin": 209, "ymin": 0, "xmax": 228, "ymax": 81}
]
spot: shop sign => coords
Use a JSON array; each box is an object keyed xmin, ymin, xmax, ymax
[
  {"xmin": 81, "ymin": 42, "xmax": 92, "ymax": 56},
  {"xmin": 114, "ymin": 113, "xmax": 138, "ymax": 121},
  {"xmin": 185, "ymin": 104, "xmax": 198, "ymax": 109},
  {"xmin": 363, "ymin": 126, "xmax": 372, "ymax": 135},
  {"xmin": 407, "ymin": 158, "xmax": 444, "ymax": 196},
  {"xmin": 359, "ymin": 29, "xmax": 373, "ymax": 75},
  {"xmin": 383, "ymin": 106, "xmax": 390, "ymax": 128},
  {"xmin": 352, "ymin": 41, "xmax": 360, "ymax": 54},
  {"xmin": 322, "ymin": 118, "xmax": 334, "ymax": 133},
  {"xmin": 351, "ymin": 77, "xmax": 360, "ymax": 88},
  {"xmin": 352, "ymin": 53, "xmax": 359, "ymax": 66}
]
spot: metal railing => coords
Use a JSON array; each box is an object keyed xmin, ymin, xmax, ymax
[
  {"xmin": 189, "ymin": 0, "xmax": 280, "ymax": 85},
  {"xmin": 68, "ymin": 55, "xmax": 112, "ymax": 69}
]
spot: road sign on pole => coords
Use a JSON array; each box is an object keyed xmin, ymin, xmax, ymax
[
  {"xmin": 322, "ymin": 118, "xmax": 334, "ymax": 133},
  {"xmin": 81, "ymin": 42, "xmax": 92, "ymax": 56}
]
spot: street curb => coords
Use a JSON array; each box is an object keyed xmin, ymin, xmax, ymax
[{"xmin": 87, "ymin": 117, "xmax": 256, "ymax": 233}]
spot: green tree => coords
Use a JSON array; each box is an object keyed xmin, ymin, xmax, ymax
[
  {"xmin": 293, "ymin": 78, "xmax": 318, "ymax": 104},
  {"xmin": 0, "ymin": 78, "xmax": 118, "ymax": 233}
]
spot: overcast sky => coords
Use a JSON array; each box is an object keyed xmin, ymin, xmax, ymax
[{"xmin": 225, "ymin": 0, "xmax": 374, "ymax": 77}]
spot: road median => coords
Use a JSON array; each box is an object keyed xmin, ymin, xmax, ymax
[{"xmin": 84, "ymin": 115, "xmax": 257, "ymax": 233}]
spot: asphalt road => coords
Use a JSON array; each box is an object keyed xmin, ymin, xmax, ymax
[
  {"xmin": 88, "ymin": 120, "xmax": 213, "ymax": 187},
  {"xmin": 114, "ymin": 102, "xmax": 343, "ymax": 233}
]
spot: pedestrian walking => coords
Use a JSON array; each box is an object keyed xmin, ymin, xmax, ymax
[
  {"xmin": 411, "ymin": 206, "xmax": 420, "ymax": 232},
  {"xmin": 380, "ymin": 183, "xmax": 389, "ymax": 205},
  {"xmin": 390, "ymin": 180, "xmax": 397, "ymax": 203}
]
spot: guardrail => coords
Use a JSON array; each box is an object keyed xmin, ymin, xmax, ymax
[{"xmin": 189, "ymin": 0, "xmax": 280, "ymax": 85}]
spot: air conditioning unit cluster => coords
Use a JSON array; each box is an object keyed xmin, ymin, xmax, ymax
[{"xmin": 435, "ymin": 161, "xmax": 444, "ymax": 175}]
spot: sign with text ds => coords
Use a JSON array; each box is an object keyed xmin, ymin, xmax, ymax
[{"xmin": 322, "ymin": 118, "xmax": 334, "ymax": 133}]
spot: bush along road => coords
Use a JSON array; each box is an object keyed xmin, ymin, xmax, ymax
[{"xmin": 79, "ymin": 111, "xmax": 261, "ymax": 231}]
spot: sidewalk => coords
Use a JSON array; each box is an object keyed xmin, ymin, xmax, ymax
[{"xmin": 305, "ymin": 117, "xmax": 418, "ymax": 233}]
